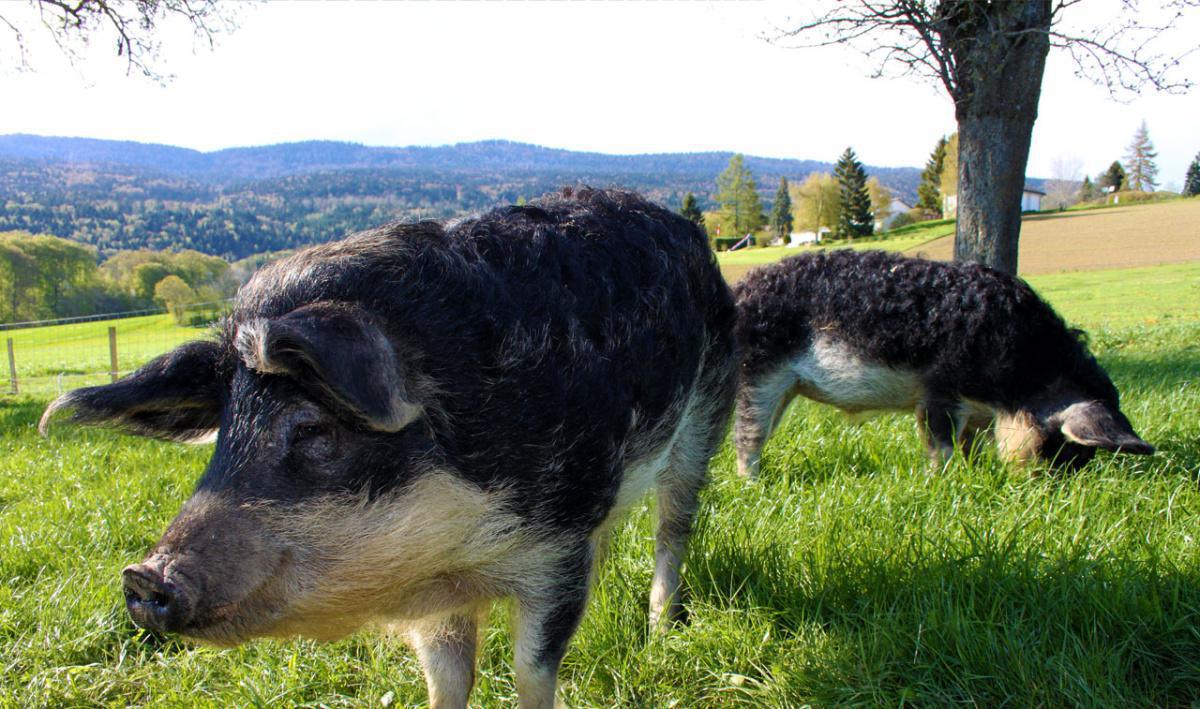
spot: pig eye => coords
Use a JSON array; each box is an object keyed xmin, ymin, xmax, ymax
[{"xmin": 291, "ymin": 421, "xmax": 332, "ymax": 445}]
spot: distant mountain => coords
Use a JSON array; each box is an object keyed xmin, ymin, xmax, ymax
[{"xmin": 0, "ymin": 134, "xmax": 924, "ymax": 259}]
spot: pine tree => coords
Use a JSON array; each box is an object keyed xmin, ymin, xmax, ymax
[
  {"xmin": 680, "ymin": 193, "xmax": 705, "ymax": 226},
  {"xmin": 917, "ymin": 136, "xmax": 948, "ymax": 216},
  {"xmin": 1184, "ymin": 154, "xmax": 1200, "ymax": 197},
  {"xmin": 1099, "ymin": 161, "xmax": 1126, "ymax": 193},
  {"xmin": 1079, "ymin": 175, "xmax": 1099, "ymax": 202},
  {"xmin": 770, "ymin": 177, "xmax": 793, "ymax": 242},
  {"xmin": 715, "ymin": 154, "xmax": 765, "ymax": 237},
  {"xmin": 833, "ymin": 147, "xmax": 874, "ymax": 241},
  {"xmin": 1124, "ymin": 121, "xmax": 1159, "ymax": 191}
]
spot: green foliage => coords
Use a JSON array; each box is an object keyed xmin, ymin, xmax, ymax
[
  {"xmin": 3, "ymin": 283, "xmax": 1199, "ymax": 704},
  {"xmin": 770, "ymin": 177, "xmax": 793, "ymax": 242},
  {"xmin": 714, "ymin": 155, "xmax": 766, "ymax": 237},
  {"xmin": 153, "ymin": 275, "xmax": 196, "ymax": 325},
  {"xmin": 917, "ymin": 135, "xmax": 948, "ymax": 215},
  {"xmin": 1124, "ymin": 121, "xmax": 1159, "ymax": 191},
  {"xmin": 0, "ymin": 231, "xmax": 116, "ymax": 322},
  {"xmin": 885, "ymin": 209, "xmax": 920, "ymax": 231},
  {"xmin": 833, "ymin": 147, "xmax": 874, "ymax": 241},
  {"xmin": 793, "ymin": 172, "xmax": 840, "ymax": 240},
  {"xmin": 940, "ymin": 133, "xmax": 959, "ymax": 201},
  {"xmin": 679, "ymin": 193, "xmax": 705, "ymax": 227},
  {"xmin": 1100, "ymin": 161, "xmax": 1127, "ymax": 193},
  {"xmin": 1184, "ymin": 154, "xmax": 1200, "ymax": 197},
  {"xmin": 1079, "ymin": 175, "xmax": 1100, "ymax": 202}
]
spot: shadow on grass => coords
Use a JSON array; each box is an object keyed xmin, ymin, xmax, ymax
[{"xmin": 686, "ymin": 529, "xmax": 1200, "ymax": 704}]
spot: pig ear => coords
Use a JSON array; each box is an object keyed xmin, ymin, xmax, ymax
[
  {"xmin": 235, "ymin": 302, "xmax": 422, "ymax": 432},
  {"xmin": 1059, "ymin": 401, "xmax": 1154, "ymax": 455},
  {"xmin": 39, "ymin": 339, "xmax": 225, "ymax": 443}
]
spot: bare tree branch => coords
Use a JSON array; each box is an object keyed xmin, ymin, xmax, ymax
[{"xmin": 1, "ymin": 0, "xmax": 239, "ymax": 83}]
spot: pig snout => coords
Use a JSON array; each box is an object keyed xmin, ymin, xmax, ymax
[{"xmin": 122, "ymin": 558, "xmax": 193, "ymax": 633}]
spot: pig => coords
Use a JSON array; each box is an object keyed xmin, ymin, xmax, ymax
[
  {"xmin": 40, "ymin": 187, "xmax": 738, "ymax": 708},
  {"xmin": 732, "ymin": 249, "xmax": 1152, "ymax": 478}
]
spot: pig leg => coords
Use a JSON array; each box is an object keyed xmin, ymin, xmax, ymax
[
  {"xmin": 650, "ymin": 386, "xmax": 730, "ymax": 628},
  {"xmin": 514, "ymin": 544, "xmax": 593, "ymax": 709},
  {"xmin": 409, "ymin": 607, "xmax": 484, "ymax": 709},
  {"xmin": 916, "ymin": 395, "xmax": 965, "ymax": 466},
  {"xmin": 733, "ymin": 369, "xmax": 797, "ymax": 478}
]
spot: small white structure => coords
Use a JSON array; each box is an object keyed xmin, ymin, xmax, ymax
[
  {"xmin": 875, "ymin": 198, "xmax": 912, "ymax": 231},
  {"xmin": 788, "ymin": 228, "xmax": 829, "ymax": 247},
  {"xmin": 942, "ymin": 185, "xmax": 1044, "ymax": 218}
]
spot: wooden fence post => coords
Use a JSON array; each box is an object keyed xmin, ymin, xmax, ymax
[
  {"xmin": 6, "ymin": 338, "xmax": 16, "ymax": 395},
  {"xmin": 108, "ymin": 326, "xmax": 119, "ymax": 383}
]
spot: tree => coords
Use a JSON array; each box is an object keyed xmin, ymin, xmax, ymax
[
  {"xmin": 940, "ymin": 132, "xmax": 960, "ymax": 215},
  {"xmin": 1099, "ymin": 161, "xmax": 1127, "ymax": 193},
  {"xmin": 833, "ymin": 148, "xmax": 874, "ymax": 241},
  {"xmin": 770, "ymin": 177, "xmax": 794, "ymax": 242},
  {"xmin": 1044, "ymin": 156, "xmax": 1084, "ymax": 210},
  {"xmin": 774, "ymin": 1, "xmax": 1196, "ymax": 274},
  {"xmin": 1079, "ymin": 176, "xmax": 1100, "ymax": 202},
  {"xmin": 680, "ymin": 193, "xmax": 705, "ymax": 227},
  {"xmin": 1124, "ymin": 121, "xmax": 1160, "ymax": 192},
  {"xmin": 154, "ymin": 274, "xmax": 195, "ymax": 325},
  {"xmin": 715, "ymin": 154, "xmax": 765, "ymax": 237},
  {"xmin": 916, "ymin": 136, "xmax": 949, "ymax": 216},
  {"xmin": 1, "ymin": 1, "xmax": 238, "ymax": 82},
  {"xmin": 1185, "ymin": 154, "xmax": 1200, "ymax": 197},
  {"xmin": 867, "ymin": 177, "xmax": 894, "ymax": 229},
  {"xmin": 794, "ymin": 172, "xmax": 840, "ymax": 240}
]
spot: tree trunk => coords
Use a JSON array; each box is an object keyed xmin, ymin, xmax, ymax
[
  {"xmin": 949, "ymin": 0, "xmax": 1052, "ymax": 275},
  {"xmin": 953, "ymin": 113, "xmax": 1039, "ymax": 274}
]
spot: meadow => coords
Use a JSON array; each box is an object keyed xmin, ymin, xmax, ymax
[{"xmin": 2, "ymin": 208, "xmax": 1200, "ymax": 705}]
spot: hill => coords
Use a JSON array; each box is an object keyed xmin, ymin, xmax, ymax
[
  {"xmin": 0, "ymin": 135, "xmax": 922, "ymax": 259},
  {"xmin": 906, "ymin": 199, "xmax": 1200, "ymax": 274}
]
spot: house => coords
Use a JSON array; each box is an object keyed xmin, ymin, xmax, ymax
[
  {"xmin": 943, "ymin": 185, "xmax": 1044, "ymax": 218},
  {"xmin": 875, "ymin": 198, "xmax": 912, "ymax": 231},
  {"xmin": 787, "ymin": 227, "xmax": 829, "ymax": 247}
]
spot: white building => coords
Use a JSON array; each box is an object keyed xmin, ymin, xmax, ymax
[
  {"xmin": 787, "ymin": 227, "xmax": 830, "ymax": 247},
  {"xmin": 875, "ymin": 198, "xmax": 912, "ymax": 231},
  {"xmin": 943, "ymin": 186, "xmax": 1044, "ymax": 218}
]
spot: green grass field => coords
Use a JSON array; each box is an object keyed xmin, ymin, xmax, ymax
[{"xmin": 3, "ymin": 235, "xmax": 1200, "ymax": 704}]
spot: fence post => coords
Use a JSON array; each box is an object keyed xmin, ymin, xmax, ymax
[
  {"xmin": 6, "ymin": 338, "xmax": 16, "ymax": 395},
  {"xmin": 108, "ymin": 326, "xmax": 119, "ymax": 383}
]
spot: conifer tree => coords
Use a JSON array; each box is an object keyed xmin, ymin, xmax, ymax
[
  {"xmin": 1124, "ymin": 121, "xmax": 1159, "ymax": 191},
  {"xmin": 917, "ymin": 136, "xmax": 948, "ymax": 216},
  {"xmin": 833, "ymin": 147, "xmax": 873, "ymax": 241},
  {"xmin": 1079, "ymin": 175, "xmax": 1099, "ymax": 202},
  {"xmin": 1099, "ymin": 161, "xmax": 1126, "ymax": 193},
  {"xmin": 770, "ymin": 177, "xmax": 793, "ymax": 242},
  {"xmin": 680, "ymin": 193, "xmax": 705, "ymax": 227},
  {"xmin": 715, "ymin": 154, "xmax": 765, "ymax": 237},
  {"xmin": 1183, "ymin": 154, "xmax": 1200, "ymax": 197}
]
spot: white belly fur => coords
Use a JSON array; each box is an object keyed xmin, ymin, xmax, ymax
[{"xmin": 791, "ymin": 335, "xmax": 921, "ymax": 412}]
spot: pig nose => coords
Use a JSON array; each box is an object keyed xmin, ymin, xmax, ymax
[{"xmin": 122, "ymin": 563, "xmax": 192, "ymax": 633}]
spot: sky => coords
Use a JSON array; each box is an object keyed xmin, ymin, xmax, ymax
[{"xmin": 1, "ymin": 1, "xmax": 1197, "ymax": 186}]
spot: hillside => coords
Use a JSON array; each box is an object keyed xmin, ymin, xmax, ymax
[
  {"xmin": 907, "ymin": 199, "xmax": 1200, "ymax": 274},
  {"xmin": 0, "ymin": 135, "xmax": 922, "ymax": 259}
]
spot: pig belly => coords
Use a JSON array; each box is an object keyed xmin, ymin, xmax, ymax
[{"xmin": 789, "ymin": 336, "xmax": 921, "ymax": 413}]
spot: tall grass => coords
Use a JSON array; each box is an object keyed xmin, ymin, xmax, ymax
[{"xmin": 2, "ymin": 277, "xmax": 1198, "ymax": 705}]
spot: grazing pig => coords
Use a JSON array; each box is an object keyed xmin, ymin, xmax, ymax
[
  {"xmin": 732, "ymin": 250, "xmax": 1152, "ymax": 478},
  {"xmin": 40, "ymin": 188, "xmax": 737, "ymax": 708}
]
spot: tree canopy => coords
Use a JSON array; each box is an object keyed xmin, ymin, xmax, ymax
[
  {"xmin": 714, "ymin": 154, "xmax": 766, "ymax": 237},
  {"xmin": 834, "ymin": 148, "xmax": 874, "ymax": 241}
]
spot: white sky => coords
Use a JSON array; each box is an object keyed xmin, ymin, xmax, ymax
[{"xmin": 1, "ymin": 1, "xmax": 1197, "ymax": 185}]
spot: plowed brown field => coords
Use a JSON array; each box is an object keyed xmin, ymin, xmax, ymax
[{"xmin": 907, "ymin": 198, "xmax": 1200, "ymax": 274}]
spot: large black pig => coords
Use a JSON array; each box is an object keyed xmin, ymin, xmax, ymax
[
  {"xmin": 732, "ymin": 250, "xmax": 1152, "ymax": 478},
  {"xmin": 42, "ymin": 187, "xmax": 738, "ymax": 708}
]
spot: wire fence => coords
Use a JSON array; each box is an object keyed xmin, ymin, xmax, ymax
[{"xmin": 2, "ymin": 301, "xmax": 232, "ymax": 399}]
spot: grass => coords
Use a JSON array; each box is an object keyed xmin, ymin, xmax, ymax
[
  {"xmin": 2, "ymin": 314, "xmax": 211, "ymax": 397},
  {"xmin": 2, "ymin": 262, "xmax": 1200, "ymax": 705}
]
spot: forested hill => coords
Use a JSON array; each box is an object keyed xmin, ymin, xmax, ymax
[{"xmin": 0, "ymin": 135, "xmax": 922, "ymax": 259}]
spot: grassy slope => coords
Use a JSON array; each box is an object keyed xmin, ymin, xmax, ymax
[
  {"xmin": 3, "ymin": 260, "xmax": 1200, "ymax": 705},
  {"xmin": 913, "ymin": 198, "xmax": 1200, "ymax": 274}
]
